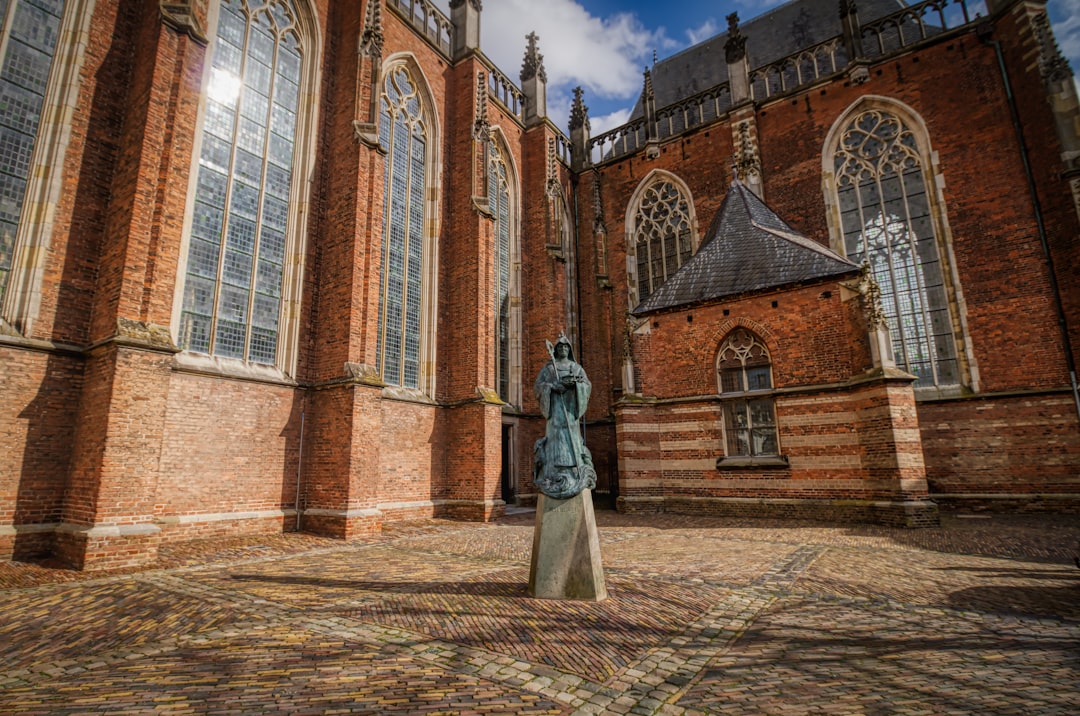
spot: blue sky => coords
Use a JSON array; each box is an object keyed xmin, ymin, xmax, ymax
[{"xmin": 430, "ymin": 0, "xmax": 1080, "ymax": 135}]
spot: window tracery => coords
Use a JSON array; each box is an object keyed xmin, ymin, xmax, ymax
[
  {"xmin": 833, "ymin": 107, "xmax": 959, "ymax": 388},
  {"xmin": 717, "ymin": 328, "xmax": 779, "ymax": 458},
  {"xmin": 630, "ymin": 178, "xmax": 693, "ymax": 305},
  {"xmin": 488, "ymin": 143, "xmax": 511, "ymax": 401},
  {"xmin": 178, "ymin": 0, "xmax": 305, "ymax": 365},
  {"xmin": 377, "ymin": 63, "xmax": 428, "ymax": 389}
]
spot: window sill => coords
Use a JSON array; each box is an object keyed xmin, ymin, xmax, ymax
[
  {"xmin": 172, "ymin": 351, "xmax": 295, "ymax": 386},
  {"xmin": 716, "ymin": 455, "xmax": 790, "ymax": 469}
]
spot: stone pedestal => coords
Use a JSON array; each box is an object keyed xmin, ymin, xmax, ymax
[{"xmin": 528, "ymin": 489, "xmax": 607, "ymax": 601}]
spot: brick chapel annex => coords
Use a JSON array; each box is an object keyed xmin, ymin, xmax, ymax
[{"xmin": 1, "ymin": 0, "xmax": 1078, "ymax": 569}]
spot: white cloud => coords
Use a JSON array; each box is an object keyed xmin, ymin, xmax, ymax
[
  {"xmin": 686, "ymin": 19, "xmax": 720, "ymax": 46},
  {"xmin": 429, "ymin": 0, "xmax": 670, "ymax": 131}
]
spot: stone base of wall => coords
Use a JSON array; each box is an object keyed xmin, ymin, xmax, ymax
[
  {"xmin": 441, "ymin": 499, "xmax": 505, "ymax": 522},
  {"xmin": 299, "ymin": 509, "xmax": 382, "ymax": 539},
  {"xmin": 52, "ymin": 523, "xmax": 162, "ymax": 570},
  {"xmin": 933, "ymin": 493, "xmax": 1080, "ymax": 514},
  {"xmin": 617, "ymin": 495, "xmax": 940, "ymax": 527},
  {"xmin": 0, "ymin": 524, "xmax": 57, "ymax": 561},
  {"xmin": 156, "ymin": 511, "xmax": 293, "ymax": 541}
]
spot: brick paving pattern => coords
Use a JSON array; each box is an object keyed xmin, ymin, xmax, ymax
[{"xmin": 0, "ymin": 511, "xmax": 1077, "ymax": 714}]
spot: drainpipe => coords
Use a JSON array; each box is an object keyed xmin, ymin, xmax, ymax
[{"xmin": 981, "ymin": 25, "xmax": 1080, "ymax": 426}]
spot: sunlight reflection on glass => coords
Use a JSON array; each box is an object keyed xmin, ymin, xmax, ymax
[{"xmin": 208, "ymin": 68, "xmax": 242, "ymax": 106}]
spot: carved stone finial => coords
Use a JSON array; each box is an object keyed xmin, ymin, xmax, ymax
[
  {"xmin": 592, "ymin": 173, "xmax": 606, "ymax": 233},
  {"xmin": 361, "ymin": 0, "xmax": 384, "ymax": 57},
  {"xmin": 724, "ymin": 12, "xmax": 746, "ymax": 64},
  {"xmin": 735, "ymin": 121, "xmax": 761, "ymax": 180},
  {"xmin": 838, "ymin": 0, "xmax": 859, "ymax": 19},
  {"xmin": 643, "ymin": 69, "xmax": 654, "ymax": 101},
  {"xmin": 474, "ymin": 70, "xmax": 489, "ymax": 138},
  {"xmin": 856, "ymin": 262, "xmax": 887, "ymax": 328},
  {"xmin": 569, "ymin": 86, "xmax": 590, "ymax": 131},
  {"xmin": 1032, "ymin": 12, "xmax": 1074, "ymax": 84},
  {"xmin": 521, "ymin": 31, "xmax": 547, "ymax": 83},
  {"xmin": 546, "ymin": 137, "xmax": 561, "ymax": 196}
]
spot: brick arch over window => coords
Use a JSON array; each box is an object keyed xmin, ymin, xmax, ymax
[
  {"xmin": 375, "ymin": 53, "xmax": 440, "ymax": 395},
  {"xmin": 1, "ymin": 0, "xmax": 96, "ymax": 336},
  {"xmin": 174, "ymin": 0, "xmax": 322, "ymax": 376},
  {"xmin": 487, "ymin": 128, "xmax": 521, "ymax": 406},
  {"xmin": 822, "ymin": 96, "xmax": 976, "ymax": 392},
  {"xmin": 624, "ymin": 170, "xmax": 698, "ymax": 309}
]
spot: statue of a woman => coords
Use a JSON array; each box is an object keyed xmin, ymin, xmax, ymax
[{"xmin": 533, "ymin": 334, "xmax": 597, "ymax": 499}]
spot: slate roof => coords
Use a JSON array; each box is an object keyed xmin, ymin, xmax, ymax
[
  {"xmin": 630, "ymin": 0, "xmax": 907, "ymax": 118},
  {"xmin": 632, "ymin": 180, "xmax": 860, "ymax": 315}
]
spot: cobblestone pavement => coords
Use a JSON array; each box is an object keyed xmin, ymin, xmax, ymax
[{"xmin": 1, "ymin": 510, "xmax": 1078, "ymax": 715}]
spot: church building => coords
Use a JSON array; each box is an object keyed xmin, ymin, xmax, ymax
[{"xmin": 1, "ymin": 0, "xmax": 1078, "ymax": 569}]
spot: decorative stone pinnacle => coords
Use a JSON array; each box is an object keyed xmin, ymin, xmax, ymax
[
  {"xmin": 643, "ymin": 69, "xmax": 654, "ymax": 100},
  {"xmin": 449, "ymin": 0, "xmax": 482, "ymax": 10},
  {"xmin": 361, "ymin": 0, "xmax": 384, "ymax": 56},
  {"xmin": 1032, "ymin": 12, "xmax": 1074, "ymax": 84},
  {"xmin": 521, "ymin": 31, "xmax": 547, "ymax": 83},
  {"xmin": 569, "ymin": 86, "xmax": 590, "ymax": 131},
  {"xmin": 724, "ymin": 13, "xmax": 747, "ymax": 64},
  {"xmin": 474, "ymin": 71, "xmax": 489, "ymax": 137},
  {"xmin": 839, "ymin": 0, "xmax": 859, "ymax": 19}
]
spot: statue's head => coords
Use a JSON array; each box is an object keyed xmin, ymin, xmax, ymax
[{"xmin": 554, "ymin": 332, "xmax": 574, "ymax": 361}]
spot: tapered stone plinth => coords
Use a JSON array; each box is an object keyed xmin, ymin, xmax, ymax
[{"xmin": 528, "ymin": 489, "xmax": 607, "ymax": 601}]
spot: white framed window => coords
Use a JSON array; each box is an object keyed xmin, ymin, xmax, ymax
[
  {"xmin": 625, "ymin": 171, "xmax": 697, "ymax": 307},
  {"xmin": 827, "ymin": 99, "xmax": 966, "ymax": 389},
  {"xmin": 488, "ymin": 140, "xmax": 513, "ymax": 402},
  {"xmin": 176, "ymin": 0, "xmax": 317, "ymax": 372},
  {"xmin": 717, "ymin": 328, "xmax": 779, "ymax": 458}
]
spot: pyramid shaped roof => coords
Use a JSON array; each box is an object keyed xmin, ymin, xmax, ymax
[{"xmin": 632, "ymin": 180, "xmax": 859, "ymax": 315}]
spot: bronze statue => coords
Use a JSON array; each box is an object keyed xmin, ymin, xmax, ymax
[{"xmin": 533, "ymin": 334, "xmax": 596, "ymax": 499}]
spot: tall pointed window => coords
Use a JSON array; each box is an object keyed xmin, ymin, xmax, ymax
[
  {"xmin": 179, "ymin": 0, "xmax": 305, "ymax": 365},
  {"xmin": 630, "ymin": 177, "xmax": 694, "ymax": 306},
  {"xmin": 717, "ymin": 328, "xmax": 779, "ymax": 459},
  {"xmin": 0, "ymin": 0, "xmax": 68, "ymax": 299},
  {"xmin": 378, "ymin": 65, "xmax": 427, "ymax": 389},
  {"xmin": 489, "ymin": 144, "xmax": 511, "ymax": 401},
  {"xmin": 833, "ymin": 108, "xmax": 958, "ymax": 388}
]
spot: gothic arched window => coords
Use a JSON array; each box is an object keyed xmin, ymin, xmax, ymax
[
  {"xmin": 178, "ymin": 0, "xmax": 310, "ymax": 367},
  {"xmin": 0, "ymin": 0, "xmax": 69, "ymax": 300},
  {"xmin": 489, "ymin": 143, "xmax": 512, "ymax": 401},
  {"xmin": 832, "ymin": 106, "xmax": 959, "ymax": 388},
  {"xmin": 377, "ymin": 64, "xmax": 429, "ymax": 389},
  {"xmin": 629, "ymin": 176, "xmax": 694, "ymax": 306},
  {"xmin": 717, "ymin": 328, "xmax": 779, "ymax": 458}
]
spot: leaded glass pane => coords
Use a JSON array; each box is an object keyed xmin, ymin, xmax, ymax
[
  {"xmin": 717, "ymin": 329, "xmax": 779, "ymax": 457},
  {"xmin": 378, "ymin": 64, "xmax": 427, "ymax": 389},
  {"xmin": 489, "ymin": 149, "xmax": 513, "ymax": 401},
  {"xmin": 632, "ymin": 179, "xmax": 693, "ymax": 305},
  {"xmin": 0, "ymin": 0, "xmax": 67, "ymax": 299},
  {"xmin": 179, "ymin": 0, "xmax": 303, "ymax": 362},
  {"xmin": 834, "ymin": 108, "xmax": 957, "ymax": 388}
]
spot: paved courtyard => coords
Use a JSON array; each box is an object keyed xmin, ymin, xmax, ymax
[{"xmin": 1, "ymin": 509, "xmax": 1078, "ymax": 715}]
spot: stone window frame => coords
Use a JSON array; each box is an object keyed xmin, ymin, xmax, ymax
[
  {"xmin": 487, "ymin": 127, "xmax": 522, "ymax": 408},
  {"xmin": 0, "ymin": 0, "xmax": 96, "ymax": 337},
  {"xmin": 821, "ymin": 95, "xmax": 978, "ymax": 397},
  {"xmin": 623, "ymin": 169, "xmax": 699, "ymax": 310},
  {"xmin": 714, "ymin": 327, "xmax": 787, "ymax": 468},
  {"xmin": 375, "ymin": 52, "xmax": 441, "ymax": 399},
  {"xmin": 170, "ymin": 0, "xmax": 323, "ymax": 379}
]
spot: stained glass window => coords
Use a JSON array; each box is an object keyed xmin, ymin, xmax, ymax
[
  {"xmin": 489, "ymin": 146, "xmax": 511, "ymax": 401},
  {"xmin": 717, "ymin": 329, "xmax": 779, "ymax": 457},
  {"xmin": 0, "ymin": 0, "xmax": 67, "ymax": 299},
  {"xmin": 834, "ymin": 109, "xmax": 958, "ymax": 388},
  {"xmin": 632, "ymin": 179, "xmax": 693, "ymax": 305},
  {"xmin": 179, "ymin": 0, "xmax": 302, "ymax": 364},
  {"xmin": 377, "ymin": 66, "xmax": 426, "ymax": 388}
]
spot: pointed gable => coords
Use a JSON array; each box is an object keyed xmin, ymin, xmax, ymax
[{"xmin": 632, "ymin": 180, "xmax": 859, "ymax": 315}]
